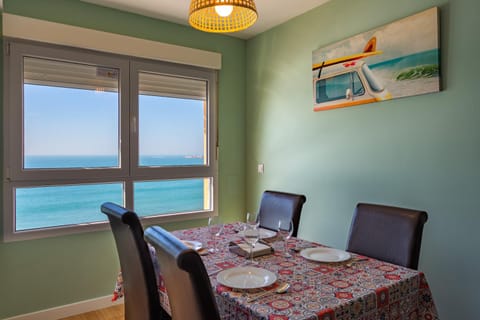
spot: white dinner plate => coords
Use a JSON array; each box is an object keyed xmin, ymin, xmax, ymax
[
  {"xmin": 216, "ymin": 267, "xmax": 277, "ymax": 289},
  {"xmin": 182, "ymin": 240, "xmax": 203, "ymax": 251},
  {"xmin": 300, "ymin": 247, "xmax": 351, "ymax": 263},
  {"xmin": 237, "ymin": 227, "xmax": 277, "ymax": 239}
]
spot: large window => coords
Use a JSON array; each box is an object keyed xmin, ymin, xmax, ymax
[{"xmin": 3, "ymin": 40, "xmax": 217, "ymax": 241}]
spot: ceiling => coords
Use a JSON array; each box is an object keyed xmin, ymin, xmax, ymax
[{"xmin": 80, "ymin": 0, "xmax": 331, "ymax": 39}]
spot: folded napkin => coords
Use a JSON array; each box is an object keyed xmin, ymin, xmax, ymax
[{"xmin": 229, "ymin": 241, "xmax": 274, "ymax": 258}]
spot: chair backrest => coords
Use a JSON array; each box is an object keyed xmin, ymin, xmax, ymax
[
  {"xmin": 101, "ymin": 202, "xmax": 170, "ymax": 320},
  {"xmin": 144, "ymin": 225, "xmax": 221, "ymax": 320},
  {"xmin": 346, "ymin": 203, "xmax": 428, "ymax": 269},
  {"xmin": 258, "ymin": 190, "xmax": 306, "ymax": 237}
]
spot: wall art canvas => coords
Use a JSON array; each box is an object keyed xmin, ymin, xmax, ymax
[{"xmin": 312, "ymin": 7, "xmax": 440, "ymax": 112}]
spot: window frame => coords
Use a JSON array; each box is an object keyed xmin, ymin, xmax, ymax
[{"xmin": 3, "ymin": 38, "xmax": 218, "ymax": 242}]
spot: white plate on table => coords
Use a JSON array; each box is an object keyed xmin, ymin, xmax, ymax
[
  {"xmin": 217, "ymin": 267, "xmax": 277, "ymax": 289},
  {"xmin": 237, "ymin": 227, "xmax": 277, "ymax": 239},
  {"xmin": 300, "ymin": 247, "xmax": 351, "ymax": 262}
]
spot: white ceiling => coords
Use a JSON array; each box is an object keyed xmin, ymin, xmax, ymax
[{"xmin": 80, "ymin": 0, "xmax": 331, "ymax": 39}]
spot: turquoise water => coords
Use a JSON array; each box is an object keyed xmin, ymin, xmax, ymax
[
  {"xmin": 370, "ymin": 49, "xmax": 439, "ymax": 72},
  {"xmin": 16, "ymin": 155, "xmax": 206, "ymax": 231},
  {"xmin": 369, "ymin": 49, "xmax": 440, "ymax": 98}
]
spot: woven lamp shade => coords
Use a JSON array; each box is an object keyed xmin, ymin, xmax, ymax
[{"xmin": 189, "ymin": 0, "xmax": 258, "ymax": 33}]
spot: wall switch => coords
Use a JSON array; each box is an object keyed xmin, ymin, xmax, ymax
[{"xmin": 257, "ymin": 163, "xmax": 264, "ymax": 174}]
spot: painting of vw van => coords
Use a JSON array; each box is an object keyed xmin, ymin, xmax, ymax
[{"xmin": 312, "ymin": 7, "xmax": 440, "ymax": 112}]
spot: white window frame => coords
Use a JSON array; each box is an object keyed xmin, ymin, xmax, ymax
[{"xmin": 3, "ymin": 39, "xmax": 218, "ymax": 242}]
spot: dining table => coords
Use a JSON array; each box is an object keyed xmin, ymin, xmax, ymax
[{"xmin": 156, "ymin": 222, "xmax": 439, "ymax": 320}]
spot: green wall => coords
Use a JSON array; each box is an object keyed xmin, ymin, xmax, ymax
[
  {"xmin": 0, "ymin": 0, "xmax": 246, "ymax": 318},
  {"xmin": 2, "ymin": 0, "xmax": 479, "ymax": 318},
  {"xmin": 245, "ymin": 0, "xmax": 479, "ymax": 318}
]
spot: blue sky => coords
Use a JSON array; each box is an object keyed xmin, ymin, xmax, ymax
[{"xmin": 24, "ymin": 84, "xmax": 204, "ymax": 156}]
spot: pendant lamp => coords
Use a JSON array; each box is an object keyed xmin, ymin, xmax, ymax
[{"xmin": 189, "ymin": 0, "xmax": 258, "ymax": 33}]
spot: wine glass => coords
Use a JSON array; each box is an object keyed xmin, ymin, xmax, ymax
[
  {"xmin": 208, "ymin": 216, "xmax": 223, "ymax": 253},
  {"xmin": 242, "ymin": 223, "xmax": 260, "ymax": 264},
  {"xmin": 246, "ymin": 212, "xmax": 260, "ymax": 227},
  {"xmin": 277, "ymin": 219, "xmax": 294, "ymax": 258}
]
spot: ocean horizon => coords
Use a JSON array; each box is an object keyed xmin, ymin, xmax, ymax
[{"xmin": 25, "ymin": 154, "xmax": 204, "ymax": 168}]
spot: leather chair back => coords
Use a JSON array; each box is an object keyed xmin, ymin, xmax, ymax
[
  {"xmin": 145, "ymin": 225, "xmax": 221, "ymax": 320},
  {"xmin": 258, "ymin": 190, "xmax": 306, "ymax": 237},
  {"xmin": 101, "ymin": 202, "xmax": 170, "ymax": 320},
  {"xmin": 346, "ymin": 203, "xmax": 428, "ymax": 269}
]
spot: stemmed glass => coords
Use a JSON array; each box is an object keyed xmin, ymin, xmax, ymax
[
  {"xmin": 208, "ymin": 216, "xmax": 224, "ymax": 253},
  {"xmin": 242, "ymin": 221, "xmax": 260, "ymax": 264},
  {"xmin": 246, "ymin": 212, "xmax": 260, "ymax": 227},
  {"xmin": 277, "ymin": 219, "xmax": 294, "ymax": 258}
]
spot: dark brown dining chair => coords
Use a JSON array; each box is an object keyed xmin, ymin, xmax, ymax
[
  {"xmin": 257, "ymin": 190, "xmax": 306, "ymax": 237},
  {"xmin": 144, "ymin": 225, "xmax": 221, "ymax": 320},
  {"xmin": 101, "ymin": 202, "xmax": 171, "ymax": 320},
  {"xmin": 346, "ymin": 202, "xmax": 428, "ymax": 269}
]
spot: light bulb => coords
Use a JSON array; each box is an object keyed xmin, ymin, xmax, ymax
[{"xmin": 215, "ymin": 5, "xmax": 233, "ymax": 17}]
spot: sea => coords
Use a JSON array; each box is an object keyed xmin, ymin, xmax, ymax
[
  {"xmin": 369, "ymin": 48, "xmax": 440, "ymax": 98},
  {"xmin": 16, "ymin": 155, "xmax": 206, "ymax": 231}
]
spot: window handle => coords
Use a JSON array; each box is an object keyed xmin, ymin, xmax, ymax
[{"xmin": 132, "ymin": 116, "xmax": 137, "ymax": 133}]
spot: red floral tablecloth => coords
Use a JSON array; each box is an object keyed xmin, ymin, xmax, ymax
[{"xmin": 163, "ymin": 222, "xmax": 439, "ymax": 320}]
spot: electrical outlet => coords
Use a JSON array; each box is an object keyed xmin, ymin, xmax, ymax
[{"xmin": 257, "ymin": 163, "xmax": 264, "ymax": 174}]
